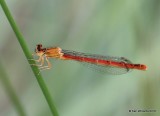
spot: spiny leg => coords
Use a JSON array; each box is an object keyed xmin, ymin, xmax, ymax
[
  {"xmin": 38, "ymin": 53, "xmax": 63, "ymax": 70},
  {"xmin": 35, "ymin": 56, "xmax": 45, "ymax": 67},
  {"xmin": 39, "ymin": 57, "xmax": 52, "ymax": 71},
  {"xmin": 30, "ymin": 56, "xmax": 48, "ymax": 75},
  {"xmin": 28, "ymin": 53, "xmax": 42, "ymax": 62},
  {"xmin": 38, "ymin": 53, "xmax": 62, "ymax": 70},
  {"xmin": 29, "ymin": 56, "xmax": 45, "ymax": 67}
]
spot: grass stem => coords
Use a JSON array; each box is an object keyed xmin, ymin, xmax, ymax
[{"xmin": 0, "ymin": 0, "xmax": 59, "ymax": 115}]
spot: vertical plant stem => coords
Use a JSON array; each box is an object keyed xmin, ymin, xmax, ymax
[
  {"xmin": 0, "ymin": 0, "xmax": 59, "ymax": 116},
  {"xmin": 0, "ymin": 61, "xmax": 26, "ymax": 116}
]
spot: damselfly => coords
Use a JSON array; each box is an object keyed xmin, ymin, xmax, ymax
[{"xmin": 30, "ymin": 44, "xmax": 147, "ymax": 75}]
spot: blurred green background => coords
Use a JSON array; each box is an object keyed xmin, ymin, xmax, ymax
[{"xmin": 0, "ymin": 0, "xmax": 160, "ymax": 116}]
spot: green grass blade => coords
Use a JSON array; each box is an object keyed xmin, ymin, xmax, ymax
[{"xmin": 0, "ymin": 0, "xmax": 59, "ymax": 115}]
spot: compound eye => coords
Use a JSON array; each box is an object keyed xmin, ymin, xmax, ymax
[
  {"xmin": 37, "ymin": 44, "xmax": 42, "ymax": 47},
  {"xmin": 36, "ymin": 44, "xmax": 42, "ymax": 51}
]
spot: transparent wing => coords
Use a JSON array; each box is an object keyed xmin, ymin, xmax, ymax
[
  {"xmin": 81, "ymin": 62, "xmax": 132, "ymax": 75},
  {"xmin": 62, "ymin": 49, "xmax": 133, "ymax": 75}
]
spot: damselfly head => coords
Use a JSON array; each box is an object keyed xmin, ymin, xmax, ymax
[{"xmin": 35, "ymin": 44, "xmax": 42, "ymax": 53}]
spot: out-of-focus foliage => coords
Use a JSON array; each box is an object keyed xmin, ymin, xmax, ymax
[{"xmin": 0, "ymin": 0, "xmax": 160, "ymax": 116}]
